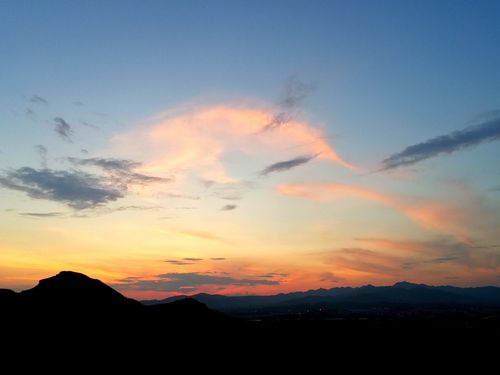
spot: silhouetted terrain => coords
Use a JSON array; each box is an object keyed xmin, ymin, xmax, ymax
[
  {"xmin": 2, "ymin": 271, "xmax": 500, "ymax": 351},
  {"xmin": 1, "ymin": 271, "xmax": 233, "ymax": 338},
  {"xmin": 144, "ymin": 281, "xmax": 500, "ymax": 319}
]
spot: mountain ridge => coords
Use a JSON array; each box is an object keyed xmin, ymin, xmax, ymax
[{"xmin": 142, "ymin": 280, "xmax": 500, "ymax": 314}]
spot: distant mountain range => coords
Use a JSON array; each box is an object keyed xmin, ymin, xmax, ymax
[{"xmin": 143, "ymin": 281, "xmax": 500, "ymax": 317}]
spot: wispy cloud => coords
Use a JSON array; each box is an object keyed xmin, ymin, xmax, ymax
[
  {"xmin": 259, "ymin": 154, "xmax": 318, "ymax": 176},
  {"xmin": 114, "ymin": 272, "xmax": 279, "ymax": 292},
  {"xmin": 170, "ymin": 228, "xmax": 231, "ymax": 244},
  {"xmin": 33, "ymin": 145, "xmax": 48, "ymax": 168},
  {"xmin": 211, "ymin": 257, "xmax": 226, "ymax": 261},
  {"xmin": 382, "ymin": 114, "xmax": 500, "ymax": 170},
  {"xmin": 80, "ymin": 120, "xmax": 99, "ymax": 130},
  {"xmin": 277, "ymin": 182, "xmax": 469, "ymax": 238},
  {"xmin": 18, "ymin": 212, "xmax": 64, "ymax": 218},
  {"xmin": 220, "ymin": 204, "xmax": 237, "ymax": 211},
  {"xmin": 261, "ymin": 76, "xmax": 315, "ymax": 132},
  {"xmin": 164, "ymin": 260, "xmax": 196, "ymax": 266},
  {"xmin": 53, "ymin": 117, "xmax": 74, "ymax": 142},
  {"xmin": 0, "ymin": 167, "xmax": 122, "ymax": 209},
  {"xmin": 354, "ymin": 237, "xmax": 500, "ymax": 270},
  {"xmin": 29, "ymin": 95, "xmax": 48, "ymax": 105},
  {"xmin": 25, "ymin": 108, "xmax": 37, "ymax": 119},
  {"xmin": 68, "ymin": 157, "xmax": 171, "ymax": 187}
]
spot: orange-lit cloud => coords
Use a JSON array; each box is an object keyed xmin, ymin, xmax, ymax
[
  {"xmin": 112, "ymin": 105, "xmax": 353, "ymax": 184},
  {"xmin": 276, "ymin": 182, "xmax": 468, "ymax": 237}
]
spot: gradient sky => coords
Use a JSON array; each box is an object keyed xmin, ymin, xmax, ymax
[{"xmin": 1, "ymin": 0, "xmax": 500, "ymax": 299}]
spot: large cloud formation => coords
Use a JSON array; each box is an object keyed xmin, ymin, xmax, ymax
[
  {"xmin": 112, "ymin": 105, "xmax": 353, "ymax": 184},
  {"xmin": 382, "ymin": 114, "xmax": 500, "ymax": 170},
  {"xmin": 0, "ymin": 167, "xmax": 122, "ymax": 209},
  {"xmin": 0, "ymin": 158, "xmax": 169, "ymax": 210}
]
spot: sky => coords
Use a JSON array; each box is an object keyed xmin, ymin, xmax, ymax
[{"xmin": 1, "ymin": 0, "xmax": 500, "ymax": 299}]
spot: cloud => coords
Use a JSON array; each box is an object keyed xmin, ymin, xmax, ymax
[
  {"xmin": 0, "ymin": 157, "xmax": 169, "ymax": 211},
  {"xmin": 33, "ymin": 145, "xmax": 48, "ymax": 168},
  {"xmin": 0, "ymin": 167, "xmax": 123, "ymax": 209},
  {"xmin": 80, "ymin": 149, "xmax": 89, "ymax": 155},
  {"xmin": 164, "ymin": 260, "xmax": 195, "ymax": 266},
  {"xmin": 68, "ymin": 157, "xmax": 171, "ymax": 187},
  {"xmin": 25, "ymin": 108, "xmax": 36, "ymax": 119},
  {"xmin": 425, "ymin": 256, "xmax": 461, "ymax": 264},
  {"xmin": 276, "ymin": 182, "xmax": 468, "ymax": 237},
  {"xmin": 183, "ymin": 257, "xmax": 203, "ymax": 261},
  {"xmin": 259, "ymin": 154, "xmax": 318, "ymax": 176},
  {"xmin": 170, "ymin": 228, "xmax": 231, "ymax": 244},
  {"xmin": 382, "ymin": 114, "xmax": 500, "ymax": 170},
  {"xmin": 211, "ymin": 258, "xmax": 226, "ymax": 261},
  {"xmin": 166, "ymin": 193, "xmax": 200, "ymax": 200},
  {"xmin": 324, "ymin": 247, "xmax": 404, "ymax": 276},
  {"xmin": 18, "ymin": 212, "xmax": 64, "ymax": 218},
  {"xmin": 80, "ymin": 120, "xmax": 99, "ymax": 130},
  {"xmin": 210, "ymin": 181, "xmax": 254, "ymax": 201},
  {"xmin": 29, "ymin": 95, "xmax": 48, "ymax": 105},
  {"xmin": 114, "ymin": 272, "xmax": 279, "ymax": 292},
  {"xmin": 320, "ymin": 272, "xmax": 342, "ymax": 283},
  {"xmin": 355, "ymin": 237, "xmax": 500, "ymax": 270},
  {"xmin": 111, "ymin": 104, "xmax": 353, "ymax": 185},
  {"xmin": 53, "ymin": 117, "xmax": 74, "ymax": 142},
  {"xmin": 258, "ymin": 272, "xmax": 288, "ymax": 278},
  {"xmin": 221, "ymin": 204, "xmax": 237, "ymax": 211},
  {"xmin": 262, "ymin": 76, "xmax": 315, "ymax": 132}
]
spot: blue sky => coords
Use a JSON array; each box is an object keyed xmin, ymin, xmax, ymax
[{"xmin": 1, "ymin": 0, "xmax": 500, "ymax": 296}]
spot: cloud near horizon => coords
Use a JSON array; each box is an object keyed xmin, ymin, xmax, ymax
[
  {"xmin": 114, "ymin": 272, "xmax": 279, "ymax": 292},
  {"xmin": 382, "ymin": 114, "xmax": 500, "ymax": 170},
  {"xmin": 320, "ymin": 236, "xmax": 500, "ymax": 283},
  {"xmin": 111, "ymin": 105, "xmax": 353, "ymax": 185}
]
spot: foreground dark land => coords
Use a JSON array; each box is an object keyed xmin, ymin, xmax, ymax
[{"xmin": 2, "ymin": 271, "xmax": 500, "ymax": 349}]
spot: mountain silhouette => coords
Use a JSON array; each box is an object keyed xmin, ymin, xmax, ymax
[
  {"xmin": 17, "ymin": 271, "xmax": 141, "ymax": 311},
  {"xmin": 144, "ymin": 281, "xmax": 500, "ymax": 316},
  {"xmin": 1, "ymin": 271, "xmax": 231, "ymax": 331}
]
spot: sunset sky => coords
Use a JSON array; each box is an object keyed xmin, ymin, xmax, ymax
[{"xmin": 1, "ymin": 0, "xmax": 500, "ymax": 299}]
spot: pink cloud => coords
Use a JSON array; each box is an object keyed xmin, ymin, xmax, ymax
[
  {"xmin": 111, "ymin": 105, "xmax": 353, "ymax": 184},
  {"xmin": 276, "ymin": 182, "xmax": 469, "ymax": 238}
]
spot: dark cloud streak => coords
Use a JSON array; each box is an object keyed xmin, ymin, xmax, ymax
[
  {"xmin": 29, "ymin": 95, "xmax": 48, "ymax": 105},
  {"xmin": 260, "ymin": 154, "xmax": 318, "ymax": 176},
  {"xmin": 53, "ymin": 117, "xmax": 74, "ymax": 142},
  {"xmin": 382, "ymin": 114, "xmax": 500, "ymax": 170}
]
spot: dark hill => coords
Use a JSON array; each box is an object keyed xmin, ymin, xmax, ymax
[
  {"xmin": 0, "ymin": 271, "xmax": 232, "ymax": 331},
  {"xmin": 18, "ymin": 271, "xmax": 141, "ymax": 311}
]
